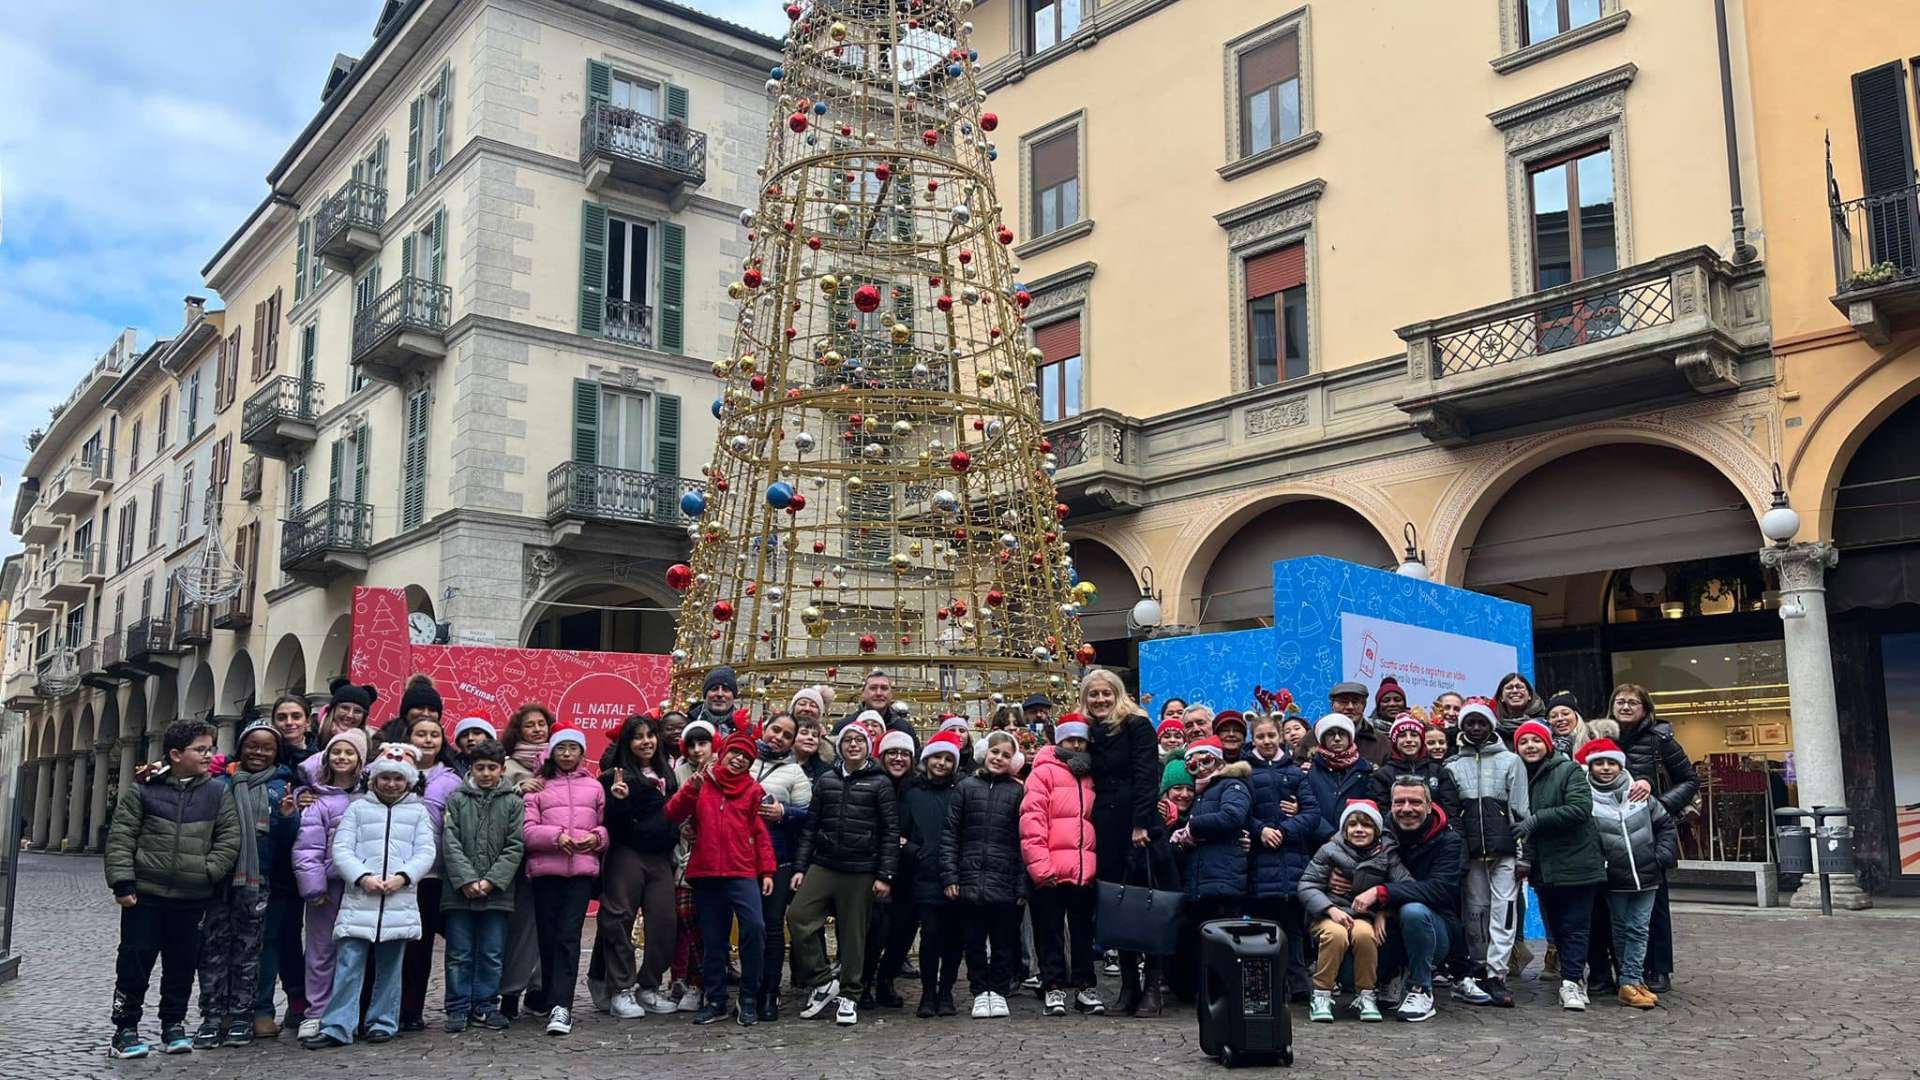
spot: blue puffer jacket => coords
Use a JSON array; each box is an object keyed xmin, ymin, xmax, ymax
[
  {"xmin": 1185, "ymin": 761, "xmax": 1254, "ymax": 901},
  {"xmin": 1303, "ymin": 753, "xmax": 1376, "ymax": 844},
  {"xmin": 1245, "ymin": 752, "xmax": 1321, "ymax": 900}
]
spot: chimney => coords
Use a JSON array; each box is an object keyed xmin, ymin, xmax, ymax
[{"xmin": 184, "ymin": 295, "xmax": 207, "ymax": 327}]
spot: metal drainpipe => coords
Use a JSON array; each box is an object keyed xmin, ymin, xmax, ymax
[{"xmin": 1716, "ymin": 0, "xmax": 1758, "ymax": 264}]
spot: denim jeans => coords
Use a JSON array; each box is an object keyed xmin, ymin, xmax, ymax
[
  {"xmin": 320, "ymin": 938, "xmax": 406, "ymax": 1043},
  {"xmin": 1606, "ymin": 890, "xmax": 1657, "ymax": 985},
  {"xmin": 1534, "ymin": 883, "xmax": 1598, "ymax": 982},
  {"xmin": 444, "ymin": 909, "xmax": 510, "ymax": 1021},
  {"xmin": 694, "ymin": 878, "xmax": 765, "ymax": 1007},
  {"xmin": 253, "ymin": 890, "xmax": 308, "ymax": 1020},
  {"xmin": 1383, "ymin": 902, "xmax": 1451, "ymax": 990}
]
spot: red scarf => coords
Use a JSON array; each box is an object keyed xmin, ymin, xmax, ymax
[
  {"xmin": 1316, "ymin": 742, "xmax": 1361, "ymax": 771},
  {"xmin": 707, "ymin": 759, "xmax": 761, "ymax": 804}
]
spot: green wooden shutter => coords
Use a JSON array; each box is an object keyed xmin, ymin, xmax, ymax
[
  {"xmin": 665, "ymin": 83, "xmax": 689, "ymax": 123},
  {"xmin": 653, "ymin": 393, "xmax": 681, "ymax": 518},
  {"xmin": 659, "ymin": 221, "xmax": 685, "ymax": 354},
  {"xmin": 295, "ymin": 219, "xmax": 310, "ymax": 301},
  {"xmin": 586, "ymin": 60, "xmax": 612, "ymax": 107},
  {"xmin": 401, "ymin": 388, "xmax": 429, "ymax": 530},
  {"xmin": 406, "ymin": 96, "xmax": 423, "ymax": 195},
  {"xmin": 289, "ymin": 463, "xmax": 305, "ymax": 514},
  {"xmin": 429, "ymin": 207, "xmax": 447, "ymax": 286},
  {"xmin": 579, "ymin": 202, "xmax": 608, "ymax": 337},
  {"xmin": 571, "ymin": 380, "xmax": 600, "ymax": 511},
  {"xmin": 434, "ymin": 64, "xmax": 453, "ymax": 174},
  {"xmin": 328, "ymin": 439, "xmax": 344, "ymax": 504},
  {"xmin": 374, "ymin": 135, "xmax": 389, "ymax": 197},
  {"xmin": 352, "ymin": 423, "xmax": 370, "ymax": 505},
  {"xmin": 401, "ymin": 230, "xmax": 415, "ymax": 280}
]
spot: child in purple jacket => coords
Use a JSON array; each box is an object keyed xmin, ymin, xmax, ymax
[{"xmin": 290, "ymin": 729, "xmax": 366, "ymax": 1040}]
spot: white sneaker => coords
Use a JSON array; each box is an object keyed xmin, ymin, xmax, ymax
[
  {"xmin": 988, "ymin": 991, "xmax": 1009, "ymax": 1019},
  {"xmin": 635, "ymin": 986, "xmax": 676, "ymax": 1015},
  {"xmin": 544, "ymin": 1006, "xmax": 572, "ymax": 1036},
  {"xmin": 1558, "ymin": 979, "xmax": 1586, "ymax": 1011},
  {"xmin": 1043, "ymin": 989, "xmax": 1067, "ymax": 1016},
  {"xmin": 800, "ymin": 978, "xmax": 840, "ymax": 1019},
  {"xmin": 1074, "ymin": 989, "xmax": 1106, "ymax": 1014},
  {"xmin": 1576, "ymin": 982, "xmax": 1592, "ymax": 1008},
  {"xmin": 1398, "ymin": 986, "xmax": 1436, "ymax": 1022},
  {"xmin": 674, "ymin": 982, "xmax": 702, "ymax": 1012},
  {"xmin": 296, "ymin": 1018, "xmax": 321, "ymax": 1040},
  {"xmin": 1021, "ymin": 975, "xmax": 1042, "ymax": 990},
  {"xmin": 1451, "ymin": 976, "xmax": 1492, "ymax": 1005},
  {"xmin": 835, "ymin": 996, "xmax": 858, "ymax": 1026},
  {"xmin": 971, "ymin": 994, "xmax": 992, "ymax": 1019},
  {"xmin": 610, "ymin": 989, "xmax": 645, "ymax": 1019}
]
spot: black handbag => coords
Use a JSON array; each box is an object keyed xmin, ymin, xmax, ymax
[{"xmin": 1095, "ymin": 851, "xmax": 1186, "ymax": 956}]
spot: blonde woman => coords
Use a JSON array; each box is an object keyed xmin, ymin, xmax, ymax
[
  {"xmin": 1080, "ymin": 668, "xmax": 1163, "ymax": 1016},
  {"xmin": 1544, "ymin": 692, "xmax": 1592, "ymax": 758}
]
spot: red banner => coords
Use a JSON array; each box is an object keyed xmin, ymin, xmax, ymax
[{"xmin": 348, "ymin": 586, "xmax": 670, "ymax": 761}]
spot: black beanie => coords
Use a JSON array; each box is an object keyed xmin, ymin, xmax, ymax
[
  {"xmin": 399, "ymin": 676, "xmax": 444, "ymax": 718},
  {"xmin": 1545, "ymin": 691, "xmax": 1580, "ymax": 715},
  {"xmin": 703, "ymin": 666, "xmax": 738, "ymax": 695},
  {"xmin": 329, "ymin": 676, "xmax": 377, "ymax": 711}
]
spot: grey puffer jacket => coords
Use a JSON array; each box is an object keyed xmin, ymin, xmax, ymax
[
  {"xmin": 1445, "ymin": 735, "xmax": 1530, "ymax": 859},
  {"xmin": 1588, "ymin": 773, "xmax": 1679, "ymax": 892}
]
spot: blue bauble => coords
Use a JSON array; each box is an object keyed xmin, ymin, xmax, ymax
[
  {"xmin": 968, "ymin": 49, "xmax": 979, "ymax": 62},
  {"xmin": 946, "ymin": 63, "xmax": 963, "ymax": 78},
  {"xmin": 766, "ymin": 481, "xmax": 795, "ymax": 509},
  {"xmin": 987, "ymin": 147, "xmax": 998, "ymax": 161},
  {"xmin": 812, "ymin": 100, "xmax": 828, "ymax": 115},
  {"xmin": 770, "ymin": 65, "xmax": 785, "ymax": 79},
  {"xmin": 680, "ymin": 490, "xmax": 708, "ymax": 516},
  {"xmin": 711, "ymin": 397, "xmax": 724, "ymax": 418}
]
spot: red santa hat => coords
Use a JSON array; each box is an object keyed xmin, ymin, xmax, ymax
[{"xmin": 1576, "ymin": 738, "xmax": 1627, "ymax": 768}]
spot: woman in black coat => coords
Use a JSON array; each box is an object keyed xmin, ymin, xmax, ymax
[{"xmin": 1081, "ymin": 668, "xmax": 1164, "ymax": 1016}]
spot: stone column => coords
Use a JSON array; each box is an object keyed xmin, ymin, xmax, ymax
[
  {"xmin": 88, "ymin": 746, "xmax": 112, "ymax": 851},
  {"xmin": 1760, "ymin": 541, "xmax": 1871, "ymax": 911},
  {"xmin": 47, "ymin": 755, "xmax": 70, "ymax": 852},
  {"xmin": 119, "ymin": 737, "xmax": 140, "ymax": 790},
  {"xmin": 65, "ymin": 751, "xmax": 90, "ymax": 852},
  {"xmin": 213, "ymin": 714, "xmax": 238, "ymax": 758},
  {"xmin": 29, "ymin": 759, "xmax": 54, "ymax": 849}
]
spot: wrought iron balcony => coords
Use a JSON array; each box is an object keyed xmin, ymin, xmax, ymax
[
  {"xmin": 282, "ymin": 499, "xmax": 372, "ymax": 581},
  {"xmin": 44, "ymin": 545, "xmax": 95, "ymax": 604},
  {"xmin": 1830, "ymin": 179, "xmax": 1920, "ymax": 344},
  {"xmin": 605, "ymin": 298, "xmax": 655, "ymax": 349},
  {"xmin": 126, "ymin": 617, "xmax": 188, "ymax": 667},
  {"xmin": 242, "ymin": 376, "xmax": 325, "ymax": 458},
  {"xmin": 78, "ymin": 642, "xmax": 118, "ymax": 689},
  {"xmin": 1395, "ymin": 247, "xmax": 1767, "ymax": 444},
  {"xmin": 1045, "ymin": 410, "xmax": 1145, "ymax": 517},
  {"xmin": 581, "ymin": 104, "xmax": 707, "ymax": 196},
  {"xmin": 211, "ymin": 586, "xmax": 254, "ymax": 631},
  {"xmin": 47, "ymin": 457, "xmax": 100, "ymax": 514},
  {"xmin": 351, "ymin": 276, "xmax": 449, "ymax": 383},
  {"xmin": 175, "ymin": 602, "xmax": 212, "ymax": 647},
  {"xmin": 314, "ymin": 179, "xmax": 386, "ymax": 270},
  {"xmin": 546, "ymin": 461, "xmax": 689, "ymax": 534}
]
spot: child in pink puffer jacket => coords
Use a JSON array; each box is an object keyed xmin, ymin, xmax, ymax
[
  {"xmin": 1018, "ymin": 720, "xmax": 1101, "ymax": 1014},
  {"xmin": 522, "ymin": 727, "xmax": 606, "ymax": 1035}
]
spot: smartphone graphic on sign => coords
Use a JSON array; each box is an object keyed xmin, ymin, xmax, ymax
[{"xmin": 1357, "ymin": 631, "xmax": 1380, "ymax": 680}]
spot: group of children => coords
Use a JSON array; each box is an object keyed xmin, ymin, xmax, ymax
[{"xmin": 102, "ymin": 665, "xmax": 1686, "ymax": 1059}]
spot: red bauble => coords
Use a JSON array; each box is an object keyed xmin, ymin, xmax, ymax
[
  {"xmin": 936, "ymin": 294, "xmax": 954, "ymax": 312},
  {"xmin": 859, "ymin": 634, "xmax": 878, "ymax": 654},
  {"xmin": 812, "ymin": 539, "xmax": 827, "ymax": 553},
  {"xmin": 853, "ymin": 284, "xmax": 882, "ymax": 313},
  {"xmin": 1015, "ymin": 289, "xmax": 1032, "ymax": 309},
  {"xmin": 980, "ymin": 112, "xmax": 999, "ymax": 132},
  {"xmin": 950, "ymin": 599, "xmax": 969, "ymax": 617},
  {"xmin": 749, "ymin": 374, "xmax": 767, "ymax": 391},
  {"xmin": 1075, "ymin": 644, "xmax": 1097, "ymax": 666},
  {"xmin": 996, "ymin": 225, "xmax": 1015, "ymax": 245},
  {"xmin": 788, "ymin": 112, "xmax": 809, "ymax": 133},
  {"xmin": 712, "ymin": 601, "xmax": 735, "ymax": 622},
  {"xmin": 874, "ymin": 162, "xmax": 891, "ymax": 181},
  {"xmin": 787, "ymin": 493, "xmax": 807, "ymax": 512},
  {"xmin": 785, "ymin": 3, "xmax": 802, "ymax": 20},
  {"xmin": 949, "ymin": 450, "xmax": 971, "ymax": 472},
  {"xmin": 742, "ymin": 268, "xmax": 763, "ymax": 289},
  {"xmin": 1055, "ymin": 501, "xmax": 1070, "ymax": 520},
  {"xmin": 807, "ymin": 235, "xmax": 823, "ymax": 250},
  {"xmin": 986, "ymin": 589, "xmax": 1005, "ymax": 607},
  {"xmin": 665, "ymin": 563, "xmax": 694, "ymax": 591},
  {"xmin": 936, "ymin": 608, "xmax": 949, "ymax": 620},
  {"xmin": 958, "ymin": 249, "xmax": 973, "ymax": 264},
  {"xmin": 922, "ymin": 128, "xmax": 940, "ymax": 146}
]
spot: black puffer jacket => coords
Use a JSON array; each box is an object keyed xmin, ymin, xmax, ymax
[
  {"xmin": 902, "ymin": 772, "xmax": 961, "ymax": 905},
  {"xmin": 941, "ymin": 769, "xmax": 1028, "ymax": 905},
  {"xmin": 797, "ymin": 761, "xmax": 900, "ymax": 881},
  {"xmin": 1614, "ymin": 718, "xmax": 1701, "ymax": 816},
  {"xmin": 601, "ymin": 770, "xmax": 679, "ymax": 856},
  {"xmin": 1371, "ymin": 754, "xmax": 1463, "ymax": 822}
]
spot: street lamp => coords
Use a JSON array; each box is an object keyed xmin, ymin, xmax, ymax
[
  {"xmin": 1761, "ymin": 462, "xmax": 1800, "ymax": 546},
  {"xmin": 1396, "ymin": 523, "xmax": 1430, "ymax": 581},
  {"xmin": 1128, "ymin": 565, "xmax": 1163, "ymax": 634}
]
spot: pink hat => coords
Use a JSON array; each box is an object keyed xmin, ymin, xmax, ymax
[{"xmin": 1389, "ymin": 713, "xmax": 1426, "ymax": 743}]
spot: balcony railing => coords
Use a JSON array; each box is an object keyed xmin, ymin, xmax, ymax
[
  {"xmin": 314, "ymin": 179, "xmax": 387, "ymax": 266},
  {"xmin": 352, "ymin": 276, "xmax": 450, "ymax": 381},
  {"xmin": 242, "ymin": 376, "xmax": 325, "ymax": 456},
  {"xmin": 606, "ymin": 298, "xmax": 655, "ymax": 349},
  {"xmin": 101, "ymin": 631, "xmax": 124, "ymax": 670},
  {"xmin": 1830, "ymin": 177, "xmax": 1920, "ymax": 343},
  {"xmin": 1429, "ymin": 272, "xmax": 1675, "ymax": 378},
  {"xmin": 212, "ymin": 586, "xmax": 254, "ymax": 631},
  {"xmin": 547, "ymin": 461, "xmax": 688, "ymax": 526},
  {"xmin": 126, "ymin": 617, "xmax": 185, "ymax": 661},
  {"xmin": 1044, "ymin": 411, "xmax": 1145, "ymax": 515},
  {"xmin": 282, "ymin": 499, "xmax": 373, "ymax": 572},
  {"xmin": 175, "ymin": 603, "xmax": 212, "ymax": 647},
  {"xmin": 47, "ymin": 456, "xmax": 101, "ymax": 514},
  {"xmin": 580, "ymin": 104, "xmax": 707, "ymax": 190},
  {"xmin": 45, "ymin": 544, "xmax": 96, "ymax": 603}
]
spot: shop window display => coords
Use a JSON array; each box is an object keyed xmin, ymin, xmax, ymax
[
  {"xmin": 1883, "ymin": 632, "xmax": 1920, "ymax": 876},
  {"xmin": 1607, "ymin": 554, "xmax": 1775, "ymax": 623}
]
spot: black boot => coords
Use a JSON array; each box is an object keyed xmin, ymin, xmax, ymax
[
  {"xmin": 1114, "ymin": 961, "xmax": 1143, "ymax": 1016},
  {"xmin": 916, "ymin": 985, "xmax": 938, "ymax": 1018},
  {"xmin": 875, "ymin": 981, "xmax": 905, "ymax": 1009},
  {"xmin": 760, "ymin": 991, "xmax": 780, "ymax": 1022}
]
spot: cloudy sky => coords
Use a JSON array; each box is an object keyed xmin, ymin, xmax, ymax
[{"xmin": 0, "ymin": 0, "xmax": 788, "ymax": 560}]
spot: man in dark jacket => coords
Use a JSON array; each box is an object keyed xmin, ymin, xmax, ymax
[
  {"xmin": 690, "ymin": 666, "xmax": 742, "ymax": 734},
  {"xmin": 786, "ymin": 722, "xmax": 900, "ymax": 1027},
  {"xmin": 105, "ymin": 720, "xmax": 243, "ymax": 1059},
  {"xmin": 1610, "ymin": 686, "xmax": 1699, "ymax": 993},
  {"xmin": 1367, "ymin": 776, "xmax": 1464, "ymax": 1023}
]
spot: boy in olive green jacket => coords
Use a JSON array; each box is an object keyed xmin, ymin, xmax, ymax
[{"xmin": 440, "ymin": 738, "xmax": 525, "ymax": 1031}]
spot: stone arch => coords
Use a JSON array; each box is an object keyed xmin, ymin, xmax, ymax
[
  {"xmin": 404, "ymin": 584, "xmax": 436, "ymax": 620},
  {"xmin": 315, "ymin": 612, "xmax": 353, "ymax": 689},
  {"xmin": 1168, "ymin": 486, "xmax": 1403, "ymax": 628},
  {"xmin": 1430, "ymin": 423, "xmax": 1772, "ymax": 587},
  {"xmin": 1788, "ymin": 337, "xmax": 1920, "ymax": 539},
  {"xmin": 97, "ymin": 692, "xmax": 121, "ymax": 745},
  {"xmin": 78, "ymin": 702, "xmax": 97, "ymax": 751},
  {"xmin": 521, "ymin": 570, "xmax": 678, "ymax": 654},
  {"xmin": 124, "ymin": 683, "xmax": 148, "ymax": 746},
  {"xmin": 147, "ymin": 671, "xmax": 179, "ymax": 757},
  {"xmin": 1068, "ymin": 538, "xmax": 1143, "ymax": 645},
  {"xmin": 31, "ymin": 715, "xmax": 55, "ymax": 758},
  {"xmin": 266, "ymin": 633, "xmax": 307, "ymax": 697},
  {"xmin": 182, "ymin": 663, "xmax": 215, "ymax": 723},
  {"xmin": 221, "ymin": 650, "xmax": 257, "ymax": 719},
  {"xmin": 53, "ymin": 710, "xmax": 75, "ymax": 754}
]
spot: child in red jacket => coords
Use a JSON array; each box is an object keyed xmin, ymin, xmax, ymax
[{"xmin": 666, "ymin": 731, "xmax": 777, "ymax": 1027}]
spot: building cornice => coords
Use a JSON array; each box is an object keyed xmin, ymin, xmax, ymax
[{"xmin": 1487, "ymin": 63, "xmax": 1638, "ymax": 131}]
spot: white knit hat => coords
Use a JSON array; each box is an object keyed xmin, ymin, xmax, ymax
[
  {"xmin": 453, "ymin": 716, "xmax": 496, "ymax": 742},
  {"xmin": 1340, "ymin": 799, "xmax": 1384, "ymax": 832},
  {"xmin": 1053, "ymin": 719, "xmax": 1090, "ymax": 743},
  {"xmin": 938, "ymin": 715, "xmax": 971, "ymax": 734},
  {"xmin": 1459, "ymin": 700, "xmax": 1498, "ymax": 727},
  {"xmin": 878, "ymin": 729, "xmax": 916, "ymax": 757},
  {"xmin": 679, "ymin": 719, "xmax": 717, "ymax": 753},
  {"xmin": 547, "ymin": 728, "xmax": 587, "ymax": 754},
  {"xmin": 1315, "ymin": 713, "xmax": 1356, "ymax": 741}
]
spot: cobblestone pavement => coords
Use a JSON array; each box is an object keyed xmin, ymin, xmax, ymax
[{"xmin": 5, "ymin": 854, "xmax": 1918, "ymax": 1079}]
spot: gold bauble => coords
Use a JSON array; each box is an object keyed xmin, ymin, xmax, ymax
[
  {"xmin": 1025, "ymin": 347, "xmax": 1045, "ymax": 364},
  {"xmin": 847, "ymin": 475, "xmax": 864, "ymax": 492},
  {"xmin": 712, "ymin": 360, "xmax": 732, "ymax": 378},
  {"xmin": 738, "ymin": 354, "xmax": 758, "ymax": 372},
  {"xmin": 891, "ymin": 323, "xmax": 912, "ymax": 344},
  {"xmin": 728, "ymin": 281, "xmax": 747, "ymax": 300},
  {"xmin": 976, "ymin": 370, "xmax": 995, "ymax": 388},
  {"xmin": 820, "ymin": 274, "xmax": 840, "ymax": 295},
  {"xmin": 908, "ymin": 540, "xmax": 924, "ymax": 556},
  {"xmin": 830, "ymin": 20, "xmax": 849, "ymax": 40},
  {"xmin": 890, "ymin": 552, "xmax": 912, "ymax": 572},
  {"xmin": 861, "ymin": 414, "xmax": 878, "ymax": 431},
  {"xmin": 822, "ymin": 350, "xmax": 843, "ymax": 368}
]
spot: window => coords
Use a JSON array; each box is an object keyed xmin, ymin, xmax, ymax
[
  {"xmin": 75, "ymin": 519, "xmax": 94, "ymax": 565},
  {"xmin": 1034, "ymin": 318, "xmax": 1082, "ymax": 422},
  {"xmin": 184, "ymin": 367, "xmax": 203, "ymax": 442},
  {"xmin": 81, "ymin": 432, "xmax": 102, "ymax": 468},
  {"xmin": 612, "ymin": 73, "xmax": 658, "ymax": 116},
  {"xmin": 1528, "ymin": 144, "xmax": 1616, "ymax": 289},
  {"xmin": 129, "ymin": 419, "xmax": 141, "ymax": 475},
  {"xmin": 1521, "ymin": 0, "xmax": 1603, "ymax": 46},
  {"xmin": 156, "ymin": 392, "xmax": 171, "ymax": 450},
  {"xmin": 599, "ymin": 387, "xmax": 650, "ymax": 471},
  {"xmin": 1031, "ymin": 130, "xmax": 1079, "ymax": 238},
  {"xmin": 606, "ymin": 214, "xmax": 655, "ymax": 346},
  {"xmin": 353, "ymin": 138, "xmax": 389, "ymax": 197},
  {"xmin": 295, "ymin": 218, "xmax": 310, "ymax": 301},
  {"xmin": 65, "ymin": 606, "xmax": 84, "ymax": 650},
  {"xmin": 1239, "ymin": 33, "xmax": 1302, "ymax": 157},
  {"xmin": 407, "ymin": 65, "xmax": 453, "ymax": 195},
  {"xmin": 428, "ymin": 66, "xmax": 452, "ymax": 174},
  {"xmin": 406, "ymin": 213, "xmax": 446, "ymax": 286},
  {"xmin": 178, "ymin": 462, "xmax": 195, "ymax": 543},
  {"xmin": 117, "ymin": 500, "xmax": 135, "ymax": 570},
  {"xmin": 1245, "ymin": 244, "xmax": 1309, "ymax": 386},
  {"xmin": 1028, "ymin": 0, "xmax": 1082, "ymax": 55},
  {"xmin": 148, "ymin": 481, "xmax": 162, "ymax": 549}
]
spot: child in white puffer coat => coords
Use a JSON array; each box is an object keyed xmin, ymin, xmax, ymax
[{"xmin": 304, "ymin": 744, "xmax": 438, "ymax": 1049}]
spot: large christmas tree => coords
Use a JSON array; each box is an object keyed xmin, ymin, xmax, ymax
[{"xmin": 667, "ymin": 0, "xmax": 1094, "ymax": 721}]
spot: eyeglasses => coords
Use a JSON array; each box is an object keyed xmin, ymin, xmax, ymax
[{"xmin": 181, "ymin": 744, "xmax": 215, "ymax": 756}]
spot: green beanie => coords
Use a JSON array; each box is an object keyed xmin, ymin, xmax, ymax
[{"xmin": 1160, "ymin": 757, "xmax": 1194, "ymax": 795}]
